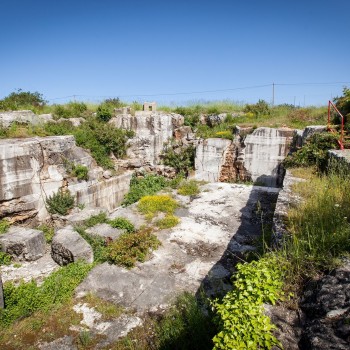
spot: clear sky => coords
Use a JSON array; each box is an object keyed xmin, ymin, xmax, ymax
[{"xmin": 1, "ymin": 0, "xmax": 349, "ymax": 106}]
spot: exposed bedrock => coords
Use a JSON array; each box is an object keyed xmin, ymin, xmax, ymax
[
  {"xmin": 109, "ymin": 111, "xmax": 184, "ymax": 167},
  {"xmin": 0, "ymin": 110, "xmax": 53, "ymax": 128},
  {"xmin": 195, "ymin": 127, "xmax": 294, "ymax": 187},
  {"xmin": 0, "ymin": 136, "xmax": 132, "ymax": 222}
]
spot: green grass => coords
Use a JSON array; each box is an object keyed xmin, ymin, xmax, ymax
[
  {"xmin": 0, "ymin": 261, "xmax": 92, "ymax": 328},
  {"xmin": 177, "ymin": 180, "xmax": 201, "ymax": 196}
]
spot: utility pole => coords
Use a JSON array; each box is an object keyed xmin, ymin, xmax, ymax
[{"xmin": 272, "ymin": 83, "xmax": 275, "ymax": 106}]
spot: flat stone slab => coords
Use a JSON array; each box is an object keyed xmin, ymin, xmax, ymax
[
  {"xmin": 86, "ymin": 223, "xmax": 123, "ymax": 240},
  {"xmin": 51, "ymin": 226, "xmax": 93, "ymax": 266},
  {"xmin": 62, "ymin": 208, "xmax": 108, "ymax": 226},
  {"xmin": 77, "ymin": 183, "xmax": 279, "ymax": 312},
  {"xmin": 1, "ymin": 252, "xmax": 59, "ymax": 285},
  {"xmin": 0, "ymin": 226, "xmax": 45, "ymax": 261}
]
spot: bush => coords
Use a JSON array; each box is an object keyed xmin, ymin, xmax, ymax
[
  {"xmin": 72, "ymin": 164, "xmax": 89, "ymax": 181},
  {"xmin": 334, "ymin": 87, "xmax": 350, "ymax": 121},
  {"xmin": 122, "ymin": 174, "xmax": 168, "ymax": 206},
  {"xmin": 106, "ymin": 228, "xmax": 160, "ymax": 268},
  {"xmin": 46, "ymin": 190, "xmax": 75, "ymax": 216},
  {"xmin": 212, "ymin": 254, "xmax": 285, "ymax": 350},
  {"xmin": 96, "ymin": 103, "xmax": 113, "ymax": 122},
  {"xmin": 109, "ymin": 217, "xmax": 135, "ymax": 233},
  {"xmin": 244, "ymin": 99, "xmax": 270, "ymax": 117},
  {"xmin": 284, "ymin": 132, "xmax": 339, "ymax": 170},
  {"xmin": 177, "ymin": 180, "xmax": 201, "ymax": 196},
  {"xmin": 53, "ymin": 102, "xmax": 87, "ymax": 119},
  {"xmin": 161, "ymin": 142, "xmax": 195, "ymax": 175},
  {"xmin": 0, "ymin": 89, "xmax": 46, "ymax": 111}
]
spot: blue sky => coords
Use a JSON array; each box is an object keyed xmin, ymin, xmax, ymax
[{"xmin": 0, "ymin": 0, "xmax": 349, "ymax": 106}]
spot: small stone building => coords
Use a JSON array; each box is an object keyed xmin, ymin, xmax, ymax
[{"xmin": 143, "ymin": 102, "xmax": 157, "ymax": 112}]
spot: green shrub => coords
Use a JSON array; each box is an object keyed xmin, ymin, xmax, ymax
[
  {"xmin": 284, "ymin": 132, "xmax": 339, "ymax": 170},
  {"xmin": 53, "ymin": 102, "xmax": 88, "ymax": 119},
  {"xmin": 0, "ymin": 89, "xmax": 46, "ymax": 111},
  {"xmin": 72, "ymin": 164, "xmax": 89, "ymax": 181},
  {"xmin": 177, "ymin": 180, "xmax": 201, "ymax": 196},
  {"xmin": 0, "ymin": 219, "xmax": 10, "ymax": 234},
  {"xmin": 96, "ymin": 103, "xmax": 114, "ymax": 122},
  {"xmin": 243, "ymin": 99, "xmax": 270, "ymax": 117},
  {"xmin": 46, "ymin": 190, "xmax": 75, "ymax": 216},
  {"xmin": 155, "ymin": 292, "xmax": 216, "ymax": 350},
  {"xmin": 161, "ymin": 142, "xmax": 195, "ymax": 175},
  {"xmin": 212, "ymin": 254, "xmax": 285, "ymax": 350},
  {"xmin": 138, "ymin": 195, "xmax": 179, "ymax": 220},
  {"xmin": 0, "ymin": 251, "xmax": 12, "ymax": 266},
  {"xmin": 0, "ymin": 261, "xmax": 92, "ymax": 327},
  {"xmin": 122, "ymin": 174, "xmax": 168, "ymax": 206},
  {"xmin": 107, "ymin": 228, "xmax": 160, "ymax": 268},
  {"xmin": 109, "ymin": 217, "xmax": 135, "ymax": 233}
]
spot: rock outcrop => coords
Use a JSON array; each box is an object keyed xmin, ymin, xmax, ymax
[
  {"xmin": 51, "ymin": 226, "xmax": 93, "ymax": 265},
  {"xmin": 109, "ymin": 111, "xmax": 184, "ymax": 167},
  {"xmin": 299, "ymin": 260, "xmax": 350, "ymax": 349},
  {"xmin": 0, "ymin": 136, "xmax": 132, "ymax": 222},
  {"xmin": 0, "ymin": 110, "xmax": 53, "ymax": 128},
  {"xmin": 195, "ymin": 127, "xmax": 294, "ymax": 187},
  {"xmin": 0, "ymin": 227, "xmax": 45, "ymax": 261}
]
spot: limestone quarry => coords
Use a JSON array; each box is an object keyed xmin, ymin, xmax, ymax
[{"xmin": 0, "ymin": 104, "xmax": 349, "ymax": 349}]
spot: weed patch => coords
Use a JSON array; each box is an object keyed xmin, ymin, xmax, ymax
[
  {"xmin": 155, "ymin": 214, "xmax": 180, "ymax": 229},
  {"xmin": 107, "ymin": 228, "xmax": 160, "ymax": 268},
  {"xmin": 0, "ymin": 219, "xmax": 10, "ymax": 234},
  {"xmin": 122, "ymin": 174, "xmax": 168, "ymax": 206},
  {"xmin": 137, "ymin": 195, "xmax": 179, "ymax": 220},
  {"xmin": 177, "ymin": 180, "xmax": 201, "ymax": 196},
  {"xmin": 109, "ymin": 217, "xmax": 135, "ymax": 233}
]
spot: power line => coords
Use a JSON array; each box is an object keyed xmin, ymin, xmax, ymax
[{"xmin": 46, "ymin": 81, "xmax": 350, "ymax": 101}]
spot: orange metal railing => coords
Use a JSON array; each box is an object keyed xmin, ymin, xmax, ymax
[{"xmin": 328, "ymin": 100, "xmax": 345, "ymax": 150}]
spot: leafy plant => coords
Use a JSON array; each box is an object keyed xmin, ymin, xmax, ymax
[
  {"xmin": 96, "ymin": 102, "xmax": 114, "ymax": 122},
  {"xmin": 46, "ymin": 190, "xmax": 75, "ymax": 216},
  {"xmin": 0, "ymin": 219, "xmax": 10, "ymax": 234},
  {"xmin": 109, "ymin": 217, "xmax": 135, "ymax": 233},
  {"xmin": 122, "ymin": 174, "xmax": 168, "ymax": 206},
  {"xmin": 177, "ymin": 180, "xmax": 201, "ymax": 196},
  {"xmin": 212, "ymin": 254, "xmax": 285, "ymax": 349},
  {"xmin": 84, "ymin": 212, "xmax": 108, "ymax": 228},
  {"xmin": 0, "ymin": 89, "xmax": 46, "ymax": 111},
  {"xmin": 284, "ymin": 132, "xmax": 339, "ymax": 170},
  {"xmin": 0, "ymin": 251, "xmax": 12, "ymax": 265},
  {"xmin": 72, "ymin": 164, "xmax": 89, "ymax": 181},
  {"xmin": 53, "ymin": 101, "xmax": 88, "ymax": 119},
  {"xmin": 161, "ymin": 141, "xmax": 195, "ymax": 175},
  {"xmin": 106, "ymin": 228, "xmax": 160, "ymax": 268},
  {"xmin": 243, "ymin": 99, "xmax": 270, "ymax": 117},
  {"xmin": 0, "ymin": 261, "xmax": 92, "ymax": 327}
]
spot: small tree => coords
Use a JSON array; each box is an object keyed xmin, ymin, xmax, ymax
[{"xmin": 46, "ymin": 190, "xmax": 75, "ymax": 216}]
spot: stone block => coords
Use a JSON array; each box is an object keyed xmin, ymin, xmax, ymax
[
  {"xmin": 51, "ymin": 226, "xmax": 93, "ymax": 266},
  {"xmin": 0, "ymin": 227, "xmax": 45, "ymax": 261},
  {"xmin": 86, "ymin": 223, "xmax": 123, "ymax": 241}
]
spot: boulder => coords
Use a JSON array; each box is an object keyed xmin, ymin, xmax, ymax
[
  {"xmin": 0, "ymin": 110, "xmax": 39, "ymax": 128},
  {"xmin": 0, "ymin": 227, "xmax": 45, "ymax": 261},
  {"xmin": 51, "ymin": 226, "xmax": 93, "ymax": 265},
  {"xmin": 86, "ymin": 223, "xmax": 123, "ymax": 241}
]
